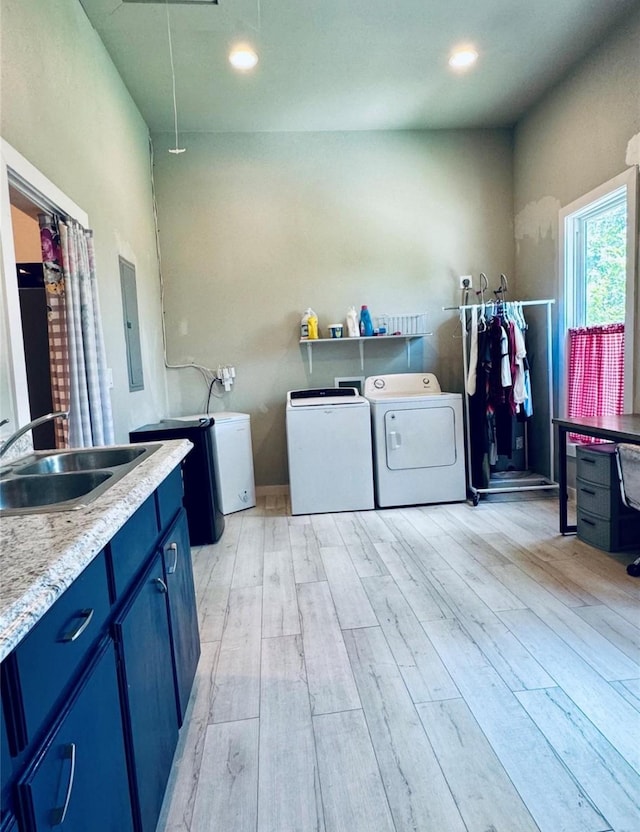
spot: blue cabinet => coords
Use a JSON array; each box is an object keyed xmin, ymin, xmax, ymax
[
  {"xmin": 12, "ymin": 552, "xmax": 111, "ymax": 746},
  {"xmin": 162, "ymin": 510, "xmax": 200, "ymax": 724},
  {"xmin": 1, "ymin": 464, "xmax": 201, "ymax": 832},
  {"xmin": 0, "ymin": 814, "xmax": 17, "ymax": 832},
  {"xmin": 17, "ymin": 641, "xmax": 133, "ymax": 832},
  {"xmin": 114, "ymin": 553, "xmax": 179, "ymax": 832}
]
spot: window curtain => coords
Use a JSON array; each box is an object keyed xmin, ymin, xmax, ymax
[
  {"xmin": 39, "ymin": 214, "xmax": 114, "ymax": 447},
  {"xmin": 567, "ymin": 323, "xmax": 625, "ymax": 443}
]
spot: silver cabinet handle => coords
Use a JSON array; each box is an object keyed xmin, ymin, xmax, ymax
[
  {"xmin": 167, "ymin": 542, "xmax": 178, "ymax": 575},
  {"xmin": 61, "ymin": 609, "xmax": 94, "ymax": 642},
  {"xmin": 155, "ymin": 577, "xmax": 168, "ymax": 594},
  {"xmin": 52, "ymin": 742, "xmax": 76, "ymax": 825}
]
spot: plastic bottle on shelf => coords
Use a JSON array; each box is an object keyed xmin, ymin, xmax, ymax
[
  {"xmin": 359, "ymin": 305, "xmax": 374, "ymax": 337},
  {"xmin": 346, "ymin": 306, "xmax": 359, "ymax": 337},
  {"xmin": 300, "ymin": 309, "xmax": 311, "ymax": 339},
  {"xmin": 307, "ymin": 309, "xmax": 319, "ymax": 340}
]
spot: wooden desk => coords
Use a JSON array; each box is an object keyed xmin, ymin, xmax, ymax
[{"xmin": 553, "ymin": 414, "xmax": 640, "ymax": 534}]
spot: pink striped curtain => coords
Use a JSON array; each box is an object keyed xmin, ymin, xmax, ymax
[{"xmin": 568, "ymin": 323, "xmax": 625, "ymax": 443}]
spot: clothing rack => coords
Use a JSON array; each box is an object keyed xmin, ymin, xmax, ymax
[{"xmin": 443, "ymin": 298, "xmax": 558, "ymax": 504}]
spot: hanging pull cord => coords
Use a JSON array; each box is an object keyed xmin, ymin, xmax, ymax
[{"xmin": 166, "ymin": 0, "xmax": 185, "ymax": 154}]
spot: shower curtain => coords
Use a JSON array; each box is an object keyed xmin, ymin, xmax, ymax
[{"xmin": 40, "ymin": 213, "xmax": 114, "ymax": 447}]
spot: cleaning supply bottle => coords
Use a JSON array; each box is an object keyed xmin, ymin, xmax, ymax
[
  {"xmin": 300, "ymin": 309, "xmax": 310, "ymax": 339},
  {"xmin": 301, "ymin": 308, "xmax": 317, "ymax": 339},
  {"xmin": 346, "ymin": 306, "xmax": 359, "ymax": 337},
  {"xmin": 307, "ymin": 309, "xmax": 319, "ymax": 340},
  {"xmin": 359, "ymin": 305, "xmax": 373, "ymax": 337}
]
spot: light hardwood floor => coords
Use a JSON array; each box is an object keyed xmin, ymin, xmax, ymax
[{"xmin": 157, "ymin": 495, "xmax": 640, "ymax": 832}]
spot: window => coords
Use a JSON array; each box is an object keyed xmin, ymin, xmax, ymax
[
  {"xmin": 567, "ymin": 186, "xmax": 627, "ymax": 328},
  {"xmin": 560, "ymin": 167, "xmax": 638, "ymax": 417}
]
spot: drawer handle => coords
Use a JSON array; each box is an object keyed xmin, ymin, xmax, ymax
[
  {"xmin": 167, "ymin": 542, "xmax": 179, "ymax": 575},
  {"xmin": 583, "ymin": 458, "xmax": 596, "ymax": 465},
  {"xmin": 580, "ymin": 488, "xmax": 596, "ymax": 496},
  {"xmin": 582, "ymin": 518, "xmax": 596, "ymax": 527},
  {"xmin": 52, "ymin": 742, "xmax": 76, "ymax": 825},
  {"xmin": 61, "ymin": 609, "xmax": 94, "ymax": 642},
  {"xmin": 155, "ymin": 577, "xmax": 168, "ymax": 594}
]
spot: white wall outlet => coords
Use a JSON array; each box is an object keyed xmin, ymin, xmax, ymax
[{"xmin": 459, "ymin": 275, "xmax": 473, "ymax": 289}]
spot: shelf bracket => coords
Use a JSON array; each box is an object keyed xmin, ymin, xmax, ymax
[
  {"xmin": 306, "ymin": 341, "xmax": 313, "ymax": 374},
  {"xmin": 359, "ymin": 340, "xmax": 364, "ymax": 371}
]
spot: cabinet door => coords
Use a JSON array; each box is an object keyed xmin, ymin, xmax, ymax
[
  {"xmin": 0, "ymin": 813, "xmax": 17, "ymax": 832},
  {"xmin": 162, "ymin": 510, "xmax": 200, "ymax": 724},
  {"xmin": 114, "ymin": 553, "xmax": 178, "ymax": 832},
  {"xmin": 17, "ymin": 641, "xmax": 133, "ymax": 832}
]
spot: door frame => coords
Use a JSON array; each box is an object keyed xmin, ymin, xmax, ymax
[{"xmin": 0, "ymin": 139, "xmax": 88, "ymax": 431}]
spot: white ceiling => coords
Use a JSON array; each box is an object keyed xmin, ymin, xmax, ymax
[{"xmin": 79, "ymin": 0, "xmax": 638, "ymax": 133}]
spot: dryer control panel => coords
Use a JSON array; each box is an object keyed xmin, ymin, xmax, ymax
[{"xmin": 364, "ymin": 373, "xmax": 442, "ymax": 398}]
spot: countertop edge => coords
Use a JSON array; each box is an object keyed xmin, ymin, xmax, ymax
[{"xmin": 0, "ymin": 439, "xmax": 192, "ymax": 661}]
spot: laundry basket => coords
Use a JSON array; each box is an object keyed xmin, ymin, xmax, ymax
[{"xmin": 616, "ymin": 443, "xmax": 640, "ymax": 575}]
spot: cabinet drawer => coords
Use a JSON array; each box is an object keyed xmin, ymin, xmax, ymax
[
  {"xmin": 576, "ymin": 444, "xmax": 615, "ymax": 486},
  {"xmin": 575, "ymin": 478, "xmax": 613, "ymax": 519},
  {"xmin": 156, "ymin": 465, "xmax": 184, "ymax": 532},
  {"xmin": 13, "ymin": 552, "xmax": 110, "ymax": 745},
  {"xmin": 577, "ymin": 508, "xmax": 640, "ymax": 552},
  {"xmin": 17, "ymin": 640, "xmax": 133, "ymax": 832},
  {"xmin": 109, "ymin": 496, "xmax": 159, "ymax": 600}
]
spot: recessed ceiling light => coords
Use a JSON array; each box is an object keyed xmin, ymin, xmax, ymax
[
  {"xmin": 448, "ymin": 47, "xmax": 478, "ymax": 70},
  {"xmin": 229, "ymin": 44, "xmax": 259, "ymax": 72}
]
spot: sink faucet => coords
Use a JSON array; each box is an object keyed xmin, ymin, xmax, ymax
[{"xmin": 0, "ymin": 411, "xmax": 70, "ymax": 459}]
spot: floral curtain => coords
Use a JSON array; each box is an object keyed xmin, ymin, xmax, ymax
[
  {"xmin": 568, "ymin": 323, "xmax": 625, "ymax": 443},
  {"xmin": 39, "ymin": 214, "xmax": 114, "ymax": 447}
]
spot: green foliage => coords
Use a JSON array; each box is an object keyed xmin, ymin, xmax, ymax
[{"xmin": 585, "ymin": 203, "xmax": 626, "ymax": 326}]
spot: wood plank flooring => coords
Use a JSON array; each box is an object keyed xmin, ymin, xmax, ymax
[{"xmin": 158, "ymin": 495, "xmax": 640, "ymax": 832}]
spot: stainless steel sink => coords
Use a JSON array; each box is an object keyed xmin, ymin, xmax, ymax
[
  {"xmin": 0, "ymin": 471, "xmax": 112, "ymax": 511},
  {"xmin": 0, "ymin": 444, "xmax": 158, "ymax": 516},
  {"xmin": 17, "ymin": 447, "xmax": 146, "ymax": 475}
]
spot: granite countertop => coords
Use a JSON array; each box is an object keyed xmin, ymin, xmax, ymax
[{"xmin": 0, "ymin": 439, "xmax": 192, "ymax": 661}]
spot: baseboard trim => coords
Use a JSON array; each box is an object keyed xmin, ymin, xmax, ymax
[{"xmin": 256, "ymin": 485, "xmax": 290, "ymax": 497}]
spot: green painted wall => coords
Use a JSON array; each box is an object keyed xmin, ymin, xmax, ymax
[
  {"xmin": 152, "ymin": 129, "xmax": 514, "ymax": 486},
  {"xmin": 0, "ymin": 0, "xmax": 168, "ymax": 441}
]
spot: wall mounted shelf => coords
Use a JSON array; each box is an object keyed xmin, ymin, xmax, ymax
[{"xmin": 299, "ymin": 333, "xmax": 432, "ymax": 373}]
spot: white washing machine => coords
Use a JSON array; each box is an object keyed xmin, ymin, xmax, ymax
[
  {"xmin": 174, "ymin": 412, "xmax": 256, "ymax": 514},
  {"xmin": 364, "ymin": 373, "xmax": 466, "ymax": 507},
  {"xmin": 286, "ymin": 388, "xmax": 374, "ymax": 515}
]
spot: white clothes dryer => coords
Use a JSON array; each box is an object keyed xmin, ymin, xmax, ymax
[{"xmin": 364, "ymin": 373, "xmax": 466, "ymax": 507}]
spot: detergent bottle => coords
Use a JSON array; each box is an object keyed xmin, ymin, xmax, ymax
[
  {"xmin": 346, "ymin": 306, "xmax": 359, "ymax": 337},
  {"xmin": 301, "ymin": 309, "xmax": 313, "ymax": 339},
  {"xmin": 307, "ymin": 309, "xmax": 319, "ymax": 340},
  {"xmin": 359, "ymin": 305, "xmax": 374, "ymax": 336}
]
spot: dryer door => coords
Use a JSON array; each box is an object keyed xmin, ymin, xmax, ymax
[{"xmin": 385, "ymin": 406, "xmax": 458, "ymax": 469}]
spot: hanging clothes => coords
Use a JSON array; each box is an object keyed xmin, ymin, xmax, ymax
[{"xmin": 467, "ymin": 301, "xmax": 533, "ymax": 487}]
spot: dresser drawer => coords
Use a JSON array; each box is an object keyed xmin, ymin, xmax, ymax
[
  {"xmin": 576, "ymin": 444, "xmax": 616, "ymax": 486},
  {"xmin": 13, "ymin": 551, "xmax": 111, "ymax": 744},
  {"xmin": 109, "ymin": 496, "xmax": 159, "ymax": 600},
  {"xmin": 575, "ymin": 478, "xmax": 613, "ymax": 519},
  {"xmin": 577, "ymin": 508, "xmax": 640, "ymax": 552}
]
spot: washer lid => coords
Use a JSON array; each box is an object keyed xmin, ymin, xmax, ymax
[
  {"xmin": 364, "ymin": 373, "xmax": 442, "ymax": 399},
  {"xmin": 288, "ymin": 387, "xmax": 365, "ymax": 406}
]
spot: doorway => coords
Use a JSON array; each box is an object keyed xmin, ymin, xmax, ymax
[{"xmin": 9, "ymin": 188, "xmax": 55, "ymax": 449}]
